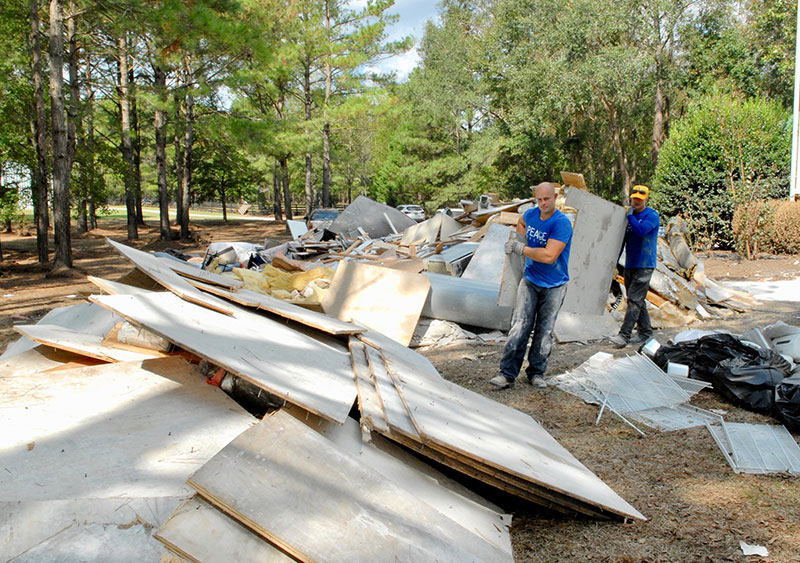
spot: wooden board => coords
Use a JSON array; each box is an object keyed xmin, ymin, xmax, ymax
[
  {"xmin": 471, "ymin": 198, "xmax": 533, "ymax": 224},
  {"xmin": 285, "ymin": 406, "xmax": 513, "ymax": 558},
  {"xmin": 89, "ymin": 291, "xmax": 357, "ymax": 424},
  {"xmin": 348, "ymin": 338, "xmax": 390, "ymax": 433},
  {"xmin": 321, "ymin": 260, "xmax": 431, "ymax": 347},
  {"xmin": 498, "ymin": 231, "xmax": 524, "ymax": 307},
  {"xmin": 381, "ymin": 349, "xmax": 646, "ymax": 521},
  {"xmin": 462, "ymin": 222, "xmax": 514, "ymax": 284},
  {"xmin": 156, "ymin": 497, "xmax": 295, "ymax": 563},
  {"xmin": 107, "ymin": 238, "xmax": 236, "ymax": 315},
  {"xmin": 164, "ymin": 258, "xmax": 244, "ymax": 290},
  {"xmin": 186, "ymin": 278, "xmax": 365, "ymax": 336},
  {"xmin": 362, "ymin": 343, "xmax": 420, "ymax": 439},
  {"xmin": 187, "ymin": 411, "xmax": 510, "ymax": 563},
  {"xmin": 13, "ymin": 324, "xmax": 165, "ymax": 363},
  {"xmin": 0, "ymin": 356, "xmax": 254, "ymax": 502},
  {"xmin": 357, "ymin": 328, "xmax": 441, "ymax": 381},
  {"xmin": 560, "ymin": 171, "xmax": 587, "ymax": 190}
]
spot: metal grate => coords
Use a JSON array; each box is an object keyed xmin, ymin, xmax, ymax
[{"xmin": 707, "ymin": 422, "xmax": 800, "ymax": 475}]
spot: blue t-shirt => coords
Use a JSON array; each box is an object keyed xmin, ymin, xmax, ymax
[
  {"xmin": 624, "ymin": 206, "xmax": 660, "ymax": 269},
  {"xmin": 522, "ymin": 207, "xmax": 572, "ymax": 288}
]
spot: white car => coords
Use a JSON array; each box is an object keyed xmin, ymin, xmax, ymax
[{"xmin": 397, "ymin": 204, "xmax": 426, "ymax": 222}]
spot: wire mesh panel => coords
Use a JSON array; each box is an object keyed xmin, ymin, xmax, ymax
[{"xmin": 707, "ymin": 422, "xmax": 800, "ymax": 475}]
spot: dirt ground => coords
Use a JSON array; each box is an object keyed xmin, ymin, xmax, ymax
[{"xmin": 2, "ymin": 217, "xmax": 800, "ymax": 562}]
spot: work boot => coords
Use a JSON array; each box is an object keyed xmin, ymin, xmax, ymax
[
  {"xmin": 608, "ymin": 334, "xmax": 628, "ymax": 349},
  {"xmin": 630, "ymin": 332, "xmax": 652, "ymax": 345},
  {"xmin": 528, "ymin": 374, "xmax": 547, "ymax": 388},
  {"xmin": 489, "ymin": 375, "xmax": 515, "ymax": 389}
]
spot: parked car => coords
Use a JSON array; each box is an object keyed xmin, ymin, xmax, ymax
[
  {"xmin": 397, "ymin": 204, "xmax": 426, "ymax": 222},
  {"xmin": 305, "ymin": 208, "xmax": 340, "ymax": 230}
]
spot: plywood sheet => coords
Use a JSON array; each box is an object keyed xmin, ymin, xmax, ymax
[
  {"xmin": 88, "ymin": 275, "xmax": 162, "ymax": 296},
  {"xmin": 498, "ymin": 231, "xmax": 524, "ymax": 307},
  {"xmin": 90, "ymin": 291, "xmax": 357, "ymax": 424},
  {"xmin": 554, "ymin": 311, "xmax": 619, "ymax": 343},
  {"xmin": 462, "ymin": 222, "xmax": 514, "ymax": 284},
  {"xmin": 363, "ymin": 342, "xmax": 420, "ymax": 439},
  {"xmin": 286, "ymin": 407, "xmax": 513, "ymax": 558},
  {"xmin": 156, "ymin": 497, "xmax": 294, "ymax": 562},
  {"xmin": 348, "ymin": 338, "xmax": 389, "ymax": 433},
  {"xmin": 14, "ymin": 324, "xmax": 164, "ymax": 363},
  {"xmin": 382, "ymin": 349, "xmax": 646, "ymax": 521},
  {"xmin": 107, "ymin": 238, "xmax": 236, "ymax": 315},
  {"xmin": 471, "ymin": 198, "xmax": 533, "ymax": 224},
  {"xmin": 187, "ymin": 278, "xmax": 364, "ymax": 336},
  {"xmin": 187, "ymin": 411, "xmax": 509, "ymax": 562},
  {"xmin": 321, "ymin": 260, "xmax": 430, "ymax": 346},
  {"xmin": 0, "ymin": 356, "xmax": 254, "ymax": 502},
  {"xmin": 164, "ymin": 258, "xmax": 244, "ymax": 290}
]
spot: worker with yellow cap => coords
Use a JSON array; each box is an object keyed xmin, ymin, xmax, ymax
[{"xmin": 609, "ymin": 185, "xmax": 660, "ymax": 348}]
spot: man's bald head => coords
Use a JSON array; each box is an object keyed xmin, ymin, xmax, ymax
[{"xmin": 533, "ymin": 182, "xmax": 558, "ymax": 218}]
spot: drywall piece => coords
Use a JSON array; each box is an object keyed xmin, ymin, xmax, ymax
[
  {"xmin": 554, "ymin": 311, "xmax": 619, "ymax": 343},
  {"xmin": 13, "ymin": 324, "xmax": 164, "ymax": 363},
  {"xmin": 498, "ymin": 231, "xmax": 525, "ymax": 308},
  {"xmin": 187, "ymin": 411, "xmax": 510, "ymax": 563},
  {"xmin": 462, "ymin": 223, "xmax": 514, "ymax": 284},
  {"xmin": 471, "ymin": 198, "xmax": 534, "ymax": 224},
  {"xmin": 286, "ymin": 407, "xmax": 513, "ymax": 558},
  {"xmin": 322, "ymin": 260, "xmax": 431, "ymax": 346},
  {"xmin": 349, "ymin": 338, "xmax": 390, "ymax": 433},
  {"xmin": 90, "ymin": 291, "xmax": 356, "ymax": 423},
  {"xmin": 287, "ymin": 219, "xmax": 309, "ymax": 240},
  {"xmin": 423, "ymin": 272, "xmax": 513, "ymax": 331},
  {"xmin": 382, "ymin": 349, "xmax": 646, "ymax": 521},
  {"xmin": 88, "ymin": 275, "xmax": 161, "ymax": 296},
  {"xmin": 187, "ymin": 278, "xmax": 365, "ymax": 336},
  {"xmin": 423, "ymin": 242, "xmax": 478, "ymax": 277},
  {"xmin": 106, "ymin": 238, "xmax": 236, "ymax": 315},
  {"xmin": 0, "ymin": 345, "xmax": 93, "ymax": 378},
  {"xmin": 708, "ymin": 422, "xmax": 800, "ymax": 475},
  {"xmin": 1, "ymin": 497, "xmax": 180, "ymax": 562},
  {"xmin": 156, "ymin": 497, "xmax": 295, "ymax": 563},
  {"xmin": 358, "ymin": 327, "xmax": 441, "ymax": 381},
  {"xmin": 328, "ymin": 195, "xmax": 416, "ymax": 239},
  {"xmin": 164, "ymin": 258, "xmax": 244, "ymax": 290},
  {"xmin": 554, "ymin": 187, "xmax": 627, "ymax": 342},
  {"xmin": 0, "ymin": 356, "xmax": 254, "ymax": 502},
  {"xmin": 0, "ymin": 302, "xmax": 122, "ymax": 361},
  {"xmin": 363, "ymin": 342, "xmax": 421, "ymax": 439},
  {"xmin": 400, "ymin": 213, "xmax": 462, "ymax": 245}
]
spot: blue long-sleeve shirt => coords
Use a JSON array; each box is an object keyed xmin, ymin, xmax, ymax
[{"xmin": 624, "ymin": 206, "xmax": 659, "ymax": 269}]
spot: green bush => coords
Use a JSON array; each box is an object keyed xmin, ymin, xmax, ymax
[{"xmin": 652, "ymin": 93, "xmax": 790, "ymax": 250}]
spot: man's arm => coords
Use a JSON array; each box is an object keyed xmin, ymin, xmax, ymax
[
  {"xmin": 524, "ymin": 238, "xmax": 567, "ymax": 264},
  {"xmin": 627, "ymin": 209, "xmax": 659, "ymax": 236},
  {"xmin": 516, "ymin": 216, "xmax": 526, "ymax": 234}
]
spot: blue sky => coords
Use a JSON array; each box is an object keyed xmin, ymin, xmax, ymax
[{"xmin": 350, "ymin": 0, "xmax": 441, "ymax": 81}]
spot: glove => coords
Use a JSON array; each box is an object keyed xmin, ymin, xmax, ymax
[
  {"xmin": 626, "ymin": 206, "xmax": 633, "ymax": 216},
  {"xmin": 504, "ymin": 240, "xmax": 525, "ymax": 255}
]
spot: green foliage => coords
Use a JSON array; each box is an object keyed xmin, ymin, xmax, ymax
[
  {"xmin": 733, "ymin": 200, "xmax": 800, "ymax": 255},
  {"xmin": 653, "ymin": 93, "xmax": 790, "ymax": 250}
]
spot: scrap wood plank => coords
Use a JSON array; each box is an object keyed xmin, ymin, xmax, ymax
[
  {"xmin": 106, "ymin": 238, "xmax": 236, "ymax": 316},
  {"xmin": 462, "ymin": 222, "xmax": 514, "ymax": 285},
  {"xmin": 0, "ymin": 356, "xmax": 254, "ymax": 503},
  {"xmin": 89, "ymin": 291, "xmax": 357, "ymax": 424},
  {"xmin": 13, "ymin": 324, "xmax": 166, "ymax": 363},
  {"xmin": 187, "ymin": 411, "xmax": 509, "ymax": 563},
  {"xmin": 284, "ymin": 405, "xmax": 513, "ymax": 558},
  {"xmin": 186, "ymin": 278, "xmax": 365, "ymax": 336},
  {"xmin": 321, "ymin": 260, "xmax": 431, "ymax": 347},
  {"xmin": 498, "ymin": 231, "xmax": 524, "ymax": 307},
  {"xmin": 348, "ymin": 337, "xmax": 390, "ymax": 434},
  {"xmin": 358, "ymin": 327, "xmax": 441, "ymax": 382},
  {"xmin": 161, "ymin": 256, "xmax": 244, "ymax": 290},
  {"xmin": 382, "ymin": 351, "xmax": 646, "ymax": 521},
  {"xmin": 363, "ymin": 342, "xmax": 420, "ymax": 439},
  {"xmin": 155, "ymin": 497, "xmax": 295, "ymax": 563},
  {"xmin": 471, "ymin": 198, "xmax": 533, "ymax": 225}
]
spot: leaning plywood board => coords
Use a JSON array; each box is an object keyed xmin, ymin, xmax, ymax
[
  {"xmin": 555, "ymin": 187, "xmax": 627, "ymax": 342},
  {"xmin": 156, "ymin": 497, "xmax": 295, "ymax": 563},
  {"xmin": 187, "ymin": 411, "xmax": 510, "ymax": 563},
  {"xmin": 462, "ymin": 222, "xmax": 514, "ymax": 285},
  {"xmin": 321, "ymin": 260, "xmax": 431, "ymax": 346},
  {"xmin": 285, "ymin": 406, "xmax": 513, "ymax": 558},
  {"xmin": 14, "ymin": 324, "xmax": 165, "ymax": 363},
  {"xmin": 382, "ymin": 351, "xmax": 646, "ymax": 521},
  {"xmin": 187, "ymin": 278, "xmax": 364, "ymax": 336},
  {"xmin": 90, "ymin": 291, "xmax": 357, "ymax": 424},
  {"xmin": 498, "ymin": 231, "xmax": 524, "ymax": 307},
  {"xmin": 107, "ymin": 238, "xmax": 236, "ymax": 315}
]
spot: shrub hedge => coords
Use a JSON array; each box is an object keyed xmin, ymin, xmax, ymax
[{"xmin": 732, "ymin": 200, "xmax": 800, "ymax": 256}]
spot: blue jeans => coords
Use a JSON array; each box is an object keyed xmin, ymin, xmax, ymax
[
  {"xmin": 619, "ymin": 268, "xmax": 654, "ymax": 339},
  {"xmin": 500, "ymin": 278, "xmax": 568, "ymax": 380}
]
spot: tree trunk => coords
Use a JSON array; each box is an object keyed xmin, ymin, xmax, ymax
[
  {"xmin": 221, "ymin": 180, "xmax": 227, "ymax": 222},
  {"xmin": 49, "ymin": 0, "xmax": 73, "ymax": 268},
  {"xmin": 303, "ymin": 62, "xmax": 314, "ymax": 216},
  {"xmin": 130, "ymin": 66, "xmax": 143, "ymax": 225},
  {"xmin": 602, "ymin": 96, "xmax": 632, "ymax": 204},
  {"xmin": 180, "ymin": 90, "xmax": 194, "ymax": 239},
  {"xmin": 173, "ymin": 92, "xmax": 185, "ymax": 229},
  {"xmin": 322, "ymin": 120, "xmax": 332, "ymax": 207},
  {"xmin": 651, "ymin": 52, "xmax": 666, "ymax": 168},
  {"xmin": 154, "ymin": 65, "xmax": 171, "ymax": 240},
  {"xmin": 66, "ymin": 0, "xmax": 78, "ymax": 171},
  {"xmin": 272, "ymin": 160, "xmax": 283, "ymax": 221},
  {"xmin": 84, "ymin": 63, "xmax": 97, "ymax": 232},
  {"xmin": 29, "ymin": 0, "xmax": 49, "ymax": 263},
  {"xmin": 118, "ymin": 34, "xmax": 138, "ymax": 240},
  {"xmin": 281, "ymin": 155, "xmax": 292, "ymax": 220}
]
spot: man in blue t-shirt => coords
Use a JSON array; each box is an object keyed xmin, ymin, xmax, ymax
[
  {"xmin": 609, "ymin": 184, "xmax": 660, "ymax": 348},
  {"xmin": 489, "ymin": 182, "xmax": 573, "ymax": 389}
]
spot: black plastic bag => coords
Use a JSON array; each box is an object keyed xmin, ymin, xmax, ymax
[
  {"xmin": 711, "ymin": 360, "xmax": 788, "ymax": 413},
  {"xmin": 775, "ymin": 374, "xmax": 800, "ymax": 431}
]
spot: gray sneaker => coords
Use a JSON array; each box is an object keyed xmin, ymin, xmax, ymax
[
  {"xmin": 608, "ymin": 334, "xmax": 628, "ymax": 349},
  {"xmin": 529, "ymin": 375, "xmax": 547, "ymax": 388},
  {"xmin": 489, "ymin": 375, "xmax": 514, "ymax": 389}
]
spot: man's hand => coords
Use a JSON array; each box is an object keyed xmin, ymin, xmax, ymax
[
  {"xmin": 504, "ymin": 240, "xmax": 525, "ymax": 256},
  {"xmin": 626, "ymin": 206, "xmax": 633, "ymax": 216}
]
